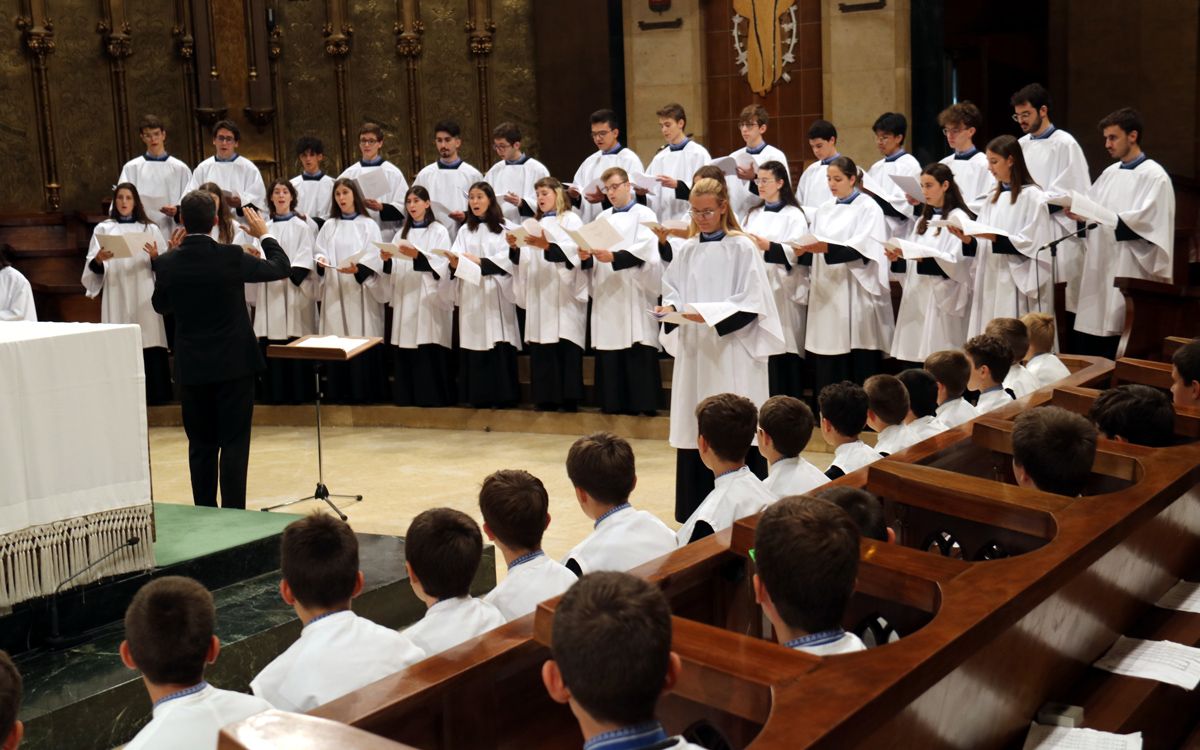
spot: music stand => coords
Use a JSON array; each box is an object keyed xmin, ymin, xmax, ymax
[{"xmin": 262, "ymin": 335, "xmax": 382, "ymax": 520}]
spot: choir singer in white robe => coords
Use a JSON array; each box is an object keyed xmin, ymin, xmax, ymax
[
  {"xmin": 570, "ymin": 109, "xmax": 645, "ymax": 223},
  {"xmin": 118, "ymin": 115, "xmax": 191, "ymax": 242},
  {"xmin": 337, "ymin": 122, "xmax": 410, "ymax": 241},
  {"xmin": 645, "ymin": 103, "xmax": 712, "ymax": 223},
  {"xmin": 484, "ymin": 122, "xmax": 550, "ymax": 224},
  {"xmin": 0, "ymin": 252, "xmax": 35, "ymax": 321},
  {"xmin": 728, "ymin": 104, "xmax": 790, "ymax": 221},
  {"xmin": 185, "ymin": 120, "xmax": 266, "ymax": 214},
  {"xmin": 796, "ymin": 119, "xmax": 840, "ymax": 208},
  {"xmin": 290, "ymin": 136, "xmax": 334, "ymax": 227},
  {"xmin": 1072, "ymin": 107, "xmax": 1175, "ymax": 360},
  {"xmin": 413, "ymin": 120, "xmax": 484, "ymax": 241},
  {"xmin": 937, "ymin": 102, "xmax": 993, "ymax": 212},
  {"xmin": 657, "ymin": 177, "xmax": 783, "ymax": 522},
  {"xmin": 866, "ymin": 112, "xmax": 922, "ymax": 239}
]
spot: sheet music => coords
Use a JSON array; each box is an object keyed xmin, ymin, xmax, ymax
[
  {"xmin": 317, "ymin": 249, "xmax": 368, "ymax": 271},
  {"xmin": 1022, "ymin": 723, "xmax": 1142, "ymax": 750},
  {"xmin": 300, "ymin": 335, "xmax": 369, "ymax": 353},
  {"xmin": 140, "ymin": 194, "xmax": 171, "ymax": 217},
  {"xmin": 647, "ymin": 308, "xmax": 693, "ymax": 325},
  {"xmin": 1156, "ymin": 580, "xmax": 1200, "ymax": 613},
  {"xmin": 708, "ymin": 156, "xmax": 739, "ymax": 176},
  {"xmin": 631, "ymin": 172, "xmax": 661, "ymax": 191},
  {"xmin": 354, "ymin": 169, "xmax": 391, "ymax": 200},
  {"xmin": 1067, "ymin": 191, "xmax": 1119, "ymax": 229},
  {"xmin": 889, "ymin": 174, "xmax": 925, "ymax": 203},
  {"xmin": 372, "ymin": 241, "xmax": 414, "ymax": 261},
  {"xmin": 929, "ymin": 215, "xmax": 1010, "ymax": 238},
  {"xmin": 640, "ymin": 219, "xmax": 690, "ymax": 232},
  {"xmin": 885, "ymin": 237, "xmax": 958, "ymax": 263},
  {"xmin": 98, "ymin": 232, "xmax": 155, "ymax": 259},
  {"xmin": 566, "ymin": 216, "xmax": 626, "ymax": 252},
  {"xmin": 1093, "ymin": 636, "xmax": 1200, "ymax": 690}
]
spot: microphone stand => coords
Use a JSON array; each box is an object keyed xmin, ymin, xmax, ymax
[
  {"xmin": 1033, "ymin": 222, "xmax": 1097, "ymax": 313},
  {"xmin": 46, "ymin": 536, "xmax": 141, "ymax": 650}
]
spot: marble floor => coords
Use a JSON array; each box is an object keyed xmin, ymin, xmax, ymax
[{"xmin": 148, "ymin": 424, "xmax": 836, "ymax": 582}]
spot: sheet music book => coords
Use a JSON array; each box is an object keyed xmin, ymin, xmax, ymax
[
  {"xmin": 565, "ymin": 216, "xmax": 627, "ymax": 252},
  {"xmin": 884, "ymin": 237, "xmax": 958, "ymax": 263},
  {"xmin": 354, "ymin": 169, "xmax": 391, "ymax": 200},
  {"xmin": 98, "ymin": 232, "xmax": 155, "ymax": 259},
  {"xmin": 640, "ymin": 219, "xmax": 690, "ymax": 232},
  {"xmin": 372, "ymin": 240, "xmax": 417, "ymax": 261},
  {"xmin": 317, "ymin": 249, "xmax": 369, "ymax": 271},
  {"xmin": 568, "ymin": 177, "xmax": 605, "ymax": 198},
  {"xmin": 1022, "ymin": 723, "xmax": 1142, "ymax": 750},
  {"xmin": 630, "ymin": 172, "xmax": 661, "ymax": 191},
  {"xmin": 889, "ymin": 174, "xmax": 925, "ymax": 203},
  {"xmin": 140, "ymin": 194, "xmax": 171, "ymax": 217},
  {"xmin": 1069, "ymin": 191, "xmax": 1119, "ymax": 228},
  {"xmin": 788, "ymin": 232, "xmax": 839, "ymax": 249},
  {"xmin": 709, "ymin": 154, "xmax": 753, "ymax": 176},
  {"xmin": 1093, "ymin": 636, "xmax": 1200, "ymax": 690},
  {"xmin": 929, "ymin": 214, "xmax": 1010, "ymax": 238},
  {"xmin": 299, "ymin": 336, "xmax": 370, "ymax": 353},
  {"xmin": 1156, "ymin": 580, "xmax": 1200, "ymax": 613},
  {"xmin": 648, "ymin": 308, "xmax": 693, "ymax": 325}
]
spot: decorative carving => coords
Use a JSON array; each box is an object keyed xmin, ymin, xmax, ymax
[
  {"xmin": 395, "ymin": 19, "xmax": 424, "ymax": 58},
  {"xmin": 98, "ymin": 0, "xmax": 134, "ymax": 162},
  {"xmin": 466, "ymin": 0, "xmax": 494, "ymax": 163},
  {"xmin": 396, "ymin": 0, "xmax": 423, "ymax": 173},
  {"xmin": 323, "ymin": 0, "xmax": 354, "ymax": 168},
  {"xmin": 323, "ymin": 22, "xmax": 354, "ymax": 57},
  {"xmin": 16, "ymin": 3, "xmax": 61, "ymax": 211},
  {"xmin": 173, "ymin": 0, "xmax": 202, "ymax": 163},
  {"xmin": 731, "ymin": 0, "xmax": 799, "ymax": 95}
]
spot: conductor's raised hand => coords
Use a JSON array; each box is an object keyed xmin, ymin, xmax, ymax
[
  {"xmin": 143, "ymin": 241, "xmax": 159, "ymax": 259},
  {"xmin": 242, "ymin": 206, "xmax": 269, "ymax": 238},
  {"xmin": 169, "ymin": 227, "xmax": 185, "ymax": 248}
]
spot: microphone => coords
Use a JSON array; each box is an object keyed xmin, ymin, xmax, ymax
[
  {"xmin": 1032, "ymin": 224, "xmax": 1097, "ymax": 314},
  {"xmin": 47, "ymin": 536, "xmax": 141, "ymax": 649}
]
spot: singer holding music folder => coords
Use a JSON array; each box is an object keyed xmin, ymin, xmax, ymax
[{"xmin": 152, "ymin": 190, "xmax": 291, "ymax": 509}]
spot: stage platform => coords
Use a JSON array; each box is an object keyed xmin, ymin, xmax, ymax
[{"xmin": 8, "ymin": 504, "xmax": 496, "ymax": 750}]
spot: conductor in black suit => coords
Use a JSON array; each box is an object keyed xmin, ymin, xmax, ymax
[{"xmin": 152, "ymin": 190, "xmax": 291, "ymax": 509}]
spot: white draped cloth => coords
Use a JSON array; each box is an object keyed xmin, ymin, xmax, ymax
[
  {"xmin": 572, "ymin": 147, "xmax": 645, "ymax": 223},
  {"xmin": 118, "ymin": 155, "xmax": 191, "ymax": 240},
  {"xmin": 646, "ymin": 140, "xmax": 712, "ymax": 222},
  {"xmin": 453, "ymin": 226, "xmax": 522, "ymax": 351},
  {"xmin": 890, "ymin": 210, "xmax": 973, "ymax": 362},
  {"xmin": 387, "ymin": 223, "xmax": 455, "ymax": 348},
  {"xmin": 186, "ymin": 155, "xmax": 267, "ymax": 211},
  {"xmin": 313, "ymin": 217, "xmax": 387, "ymax": 337},
  {"xmin": 0, "ymin": 322, "xmax": 154, "ymax": 606},
  {"xmin": 1020, "ymin": 128, "xmax": 1092, "ymax": 311},
  {"xmin": 590, "ymin": 204, "xmax": 663, "ymax": 351}
]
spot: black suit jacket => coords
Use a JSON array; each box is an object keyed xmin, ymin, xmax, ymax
[{"xmin": 152, "ymin": 234, "xmax": 291, "ymax": 385}]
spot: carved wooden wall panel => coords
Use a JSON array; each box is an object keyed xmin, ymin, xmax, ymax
[
  {"xmin": 0, "ymin": 18, "xmax": 43, "ymax": 212},
  {"xmin": 489, "ymin": 0, "xmax": 537, "ymax": 160},
  {"xmin": 350, "ymin": 0, "xmax": 412, "ymax": 173},
  {"xmin": 277, "ymin": 0, "xmax": 342, "ymax": 173},
  {"xmin": 125, "ymin": 16, "xmax": 192, "ymax": 168},
  {"xmin": 417, "ymin": 0, "xmax": 476, "ymax": 168}
]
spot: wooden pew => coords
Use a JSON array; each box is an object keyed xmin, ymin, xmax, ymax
[
  {"xmin": 1112, "ymin": 357, "xmax": 1173, "ymax": 390},
  {"xmin": 0, "ymin": 212, "xmax": 96, "ymax": 322},
  {"xmin": 219, "ymin": 711, "xmax": 420, "ymax": 749},
  {"xmin": 1163, "ymin": 335, "xmax": 1192, "ymax": 361},
  {"xmin": 1049, "ymin": 384, "xmax": 1200, "ymax": 440}
]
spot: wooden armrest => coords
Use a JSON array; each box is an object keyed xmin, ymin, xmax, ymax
[
  {"xmin": 1114, "ymin": 277, "xmax": 1200, "ymax": 298},
  {"xmin": 1114, "ymin": 358, "xmax": 1173, "ymax": 389},
  {"xmin": 972, "ymin": 418, "xmax": 1143, "ymax": 482},
  {"xmin": 1163, "ymin": 336, "xmax": 1192, "ymax": 360}
]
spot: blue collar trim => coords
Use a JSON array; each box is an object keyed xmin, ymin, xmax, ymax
[
  {"xmin": 584, "ymin": 722, "xmax": 669, "ymax": 750},
  {"xmin": 214, "ymin": 154, "xmax": 239, "ymax": 163},
  {"xmin": 508, "ymin": 550, "xmax": 544, "ymax": 571},
  {"xmin": 1120, "ymin": 153, "xmax": 1148, "ymax": 170},
  {"xmin": 144, "ymin": 152, "xmax": 169, "ymax": 162},
  {"xmin": 438, "ymin": 158, "xmax": 463, "ymax": 169},
  {"xmin": 1030, "ymin": 125, "xmax": 1058, "ymax": 141},
  {"xmin": 341, "ymin": 212, "xmax": 359, "ymax": 220},
  {"xmin": 116, "ymin": 215, "xmax": 138, "ymax": 224},
  {"xmin": 999, "ymin": 182, "xmax": 1012, "ymax": 192},
  {"xmin": 505, "ymin": 155, "xmax": 530, "ymax": 165},
  {"xmin": 272, "ymin": 212, "xmax": 296, "ymax": 222},
  {"xmin": 410, "ymin": 217, "xmax": 431, "ymax": 228},
  {"xmin": 954, "ymin": 147, "xmax": 978, "ymax": 160},
  {"xmin": 301, "ymin": 171, "xmax": 325, "ymax": 180},
  {"xmin": 982, "ymin": 384, "xmax": 1003, "ymax": 394},
  {"xmin": 602, "ymin": 144, "xmax": 623, "ymax": 156},
  {"xmin": 715, "ymin": 465, "xmax": 747, "ymax": 480},
  {"xmin": 745, "ymin": 142, "xmax": 767, "ymax": 155},
  {"xmin": 820, "ymin": 152, "xmax": 842, "ymax": 166},
  {"xmin": 784, "ymin": 628, "xmax": 845, "ymax": 649},
  {"xmin": 836, "ymin": 190, "xmax": 860, "ymax": 205},
  {"xmin": 360, "ymin": 157, "xmax": 384, "ymax": 167},
  {"xmin": 668, "ymin": 138, "xmax": 691, "ymax": 152},
  {"xmin": 304, "ymin": 610, "xmax": 346, "ymax": 628},
  {"xmin": 154, "ymin": 681, "xmax": 208, "ymax": 709},
  {"xmin": 764, "ymin": 200, "xmax": 784, "ymax": 212},
  {"xmin": 699, "ymin": 230, "xmax": 726, "ymax": 242},
  {"xmin": 595, "ymin": 502, "xmax": 631, "ymax": 529},
  {"xmin": 884, "ymin": 148, "xmax": 908, "ymax": 163},
  {"xmin": 612, "ymin": 200, "xmax": 637, "ymax": 213},
  {"xmin": 543, "ymin": 210, "xmax": 557, "ymax": 217}
]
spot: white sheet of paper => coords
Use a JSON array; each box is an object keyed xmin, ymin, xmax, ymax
[
  {"xmin": 1093, "ymin": 636, "xmax": 1200, "ymax": 690},
  {"xmin": 641, "ymin": 219, "xmax": 689, "ymax": 232},
  {"xmin": 1068, "ymin": 191, "xmax": 1120, "ymax": 228},
  {"xmin": 734, "ymin": 153, "xmax": 756, "ymax": 169},
  {"xmin": 1046, "ymin": 194, "xmax": 1072, "ymax": 209},
  {"xmin": 708, "ymin": 156, "xmax": 739, "ymax": 176},
  {"xmin": 354, "ymin": 169, "xmax": 391, "ymax": 200},
  {"xmin": 430, "ymin": 201, "xmax": 459, "ymax": 221},
  {"xmin": 647, "ymin": 308, "xmax": 695, "ymax": 325},
  {"xmin": 568, "ymin": 178, "xmax": 605, "ymax": 198},
  {"xmin": 889, "ymin": 174, "xmax": 925, "ymax": 203},
  {"xmin": 300, "ymin": 335, "xmax": 368, "ymax": 353},
  {"xmin": 372, "ymin": 241, "xmax": 414, "ymax": 261},
  {"xmin": 1021, "ymin": 723, "xmax": 1142, "ymax": 750},
  {"xmin": 508, "ymin": 228, "xmax": 535, "ymax": 246},
  {"xmin": 452, "ymin": 253, "xmax": 482, "ymax": 286},
  {"xmin": 631, "ymin": 172, "xmax": 661, "ymax": 192},
  {"xmin": 789, "ymin": 232, "xmax": 840, "ymax": 249},
  {"xmin": 1156, "ymin": 580, "xmax": 1200, "ymax": 613},
  {"xmin": 566, "ymin": 216, "xmax": 626, "ymax": 252},
  {"xmin": 930, "ymin": 215, "xmax": 1010, "ymax": 238},
  {"xmin": 885, "ymin": 237, "xmax": 958, "ymax": 262},
  {"xmin": 318, "ymin": 249, "xmax": 368, "ymax": 271},
  {"xmin": 140, "ymin": 194, "xmax": 171, "ymax": 217},
  {"xmin": 98, "ymin": 232, "xmax": 154, "ymax": 259},
  {"xmin": 689, "ymin": 300, "xmax": 740, "ymax": 327}
]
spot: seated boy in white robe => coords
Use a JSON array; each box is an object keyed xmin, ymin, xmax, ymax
[
  {"xmin": 0, "ymin": 650, "xmax": 23, "ymax": 748},
  {"xmin": 676, "ymin": 393, "xmax": 777, "ymax": 546},
  {"xmin": 865, "ymin": 374, "xmax": 919, "ymax": 457},
  {"xmin": 965, "ymin": 334, "xmax": 1016, "ymax": 414},
  {"xmin": 758, "ymin": 396, "xmax": 828, "ymax": 498},
  {"xmin": 479, "ymin": 469, "xmax": 577, "ymax": 621},
  {"xmin": 1171, "ymin": 339, "xmax": 1200, "ymax": 410},
  {"xmin": 986, "ymin": 317, "xmax": 1040, "ymax": 398},
  {"xmin": 120, "ymin": 577, "xmax": 272, "ymax": 750},
  {"xmin": 402, "ymin": 508, "xmax": 506, "ymax": 656},
  {"xmin": 897, "ymin": 368, "xmax": 947, "ymax": 441},
  {"xmin": 819, "ymin": 382, "xmax": 883, "ymax": 480},
  {"xmin": 816, "ymin": 486, "xmax": 894, "ymax": 544},
  {"xmin": 1012, "ymin": 407, "xmax": 1098, "ymax": 496},
  {"xmin": 753, "ymin": 496, "xmax": 867, "ymax": 656},
  {"xmin": 542, "ymin": 573, "xmax": 709, "ymax": 750},
  {"xmin": 562, "ymin": 432, "xmax": 676, "ymax": 576},
  {"xmin": 1021, "ymin": 312, "xmax": 1071, "ymax": 387},
  {"xmin": 1088, "ymin": 384, "xmax": 1176, "ymax": 448},
  {"xmin": 925, "ymin": 350, "xmax": 979, "ymax": 428},
  {"xmin": 251, "ymin": 514, "xmax": 425, "ymax": 712}
]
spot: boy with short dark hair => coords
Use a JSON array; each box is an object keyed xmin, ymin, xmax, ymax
[
  {"xmin": 542, "ymin": 572, "xmax": 706, "ymax": 750},
  {"xmin": 120, "ymin": 576, "xmax": 271, "ymax": 750},
  {"xmin": 562, "ymin": 432, "xmax": 675, "ymax": 576},
  {"xmin": 118, "ymin": 114, "xmax": 192, "ymax": 239},
  {"xmin": 484, "ymin": 121, "xmax": 550, "ymax": 223},
  {"xmin": 816, "ymin": 486, "xmax": 893, "ymax": 544},
  {"xmin": 571, "ymin": 109, "xmax": 645, "ymax": 223},
  {"xmin": 478, "ymin": 469, "xmax": 577, "ymax": 621},
  {"xmin": 185, "ymin": 119, "xmax": 267, "ymax": 214},
  {"xmin": 728, "ymin": 104, "xmax": 790, "ymax": 217},
  {"xmin": 866, "ymin": 112, "xmax": 921, "ymax": 236},
  {"xmin": 414, "ymin": 119, "xmax": 484, "ymax": 240},
  {"xmin": 758, "ymin": 396, "xmax": 827, "ymax": 497},
  {"xmin": 897, "ymin": 368, "xmax": 945, "ymax": 440},
  {"xmin": 753, "ymin": 496, "xmax": 866, "ymax": 655},
  {"xmin": 675, "ymin": 394, "xmax": 775, "ymax": 546},
  {"xmin": 250, "ymin": 514, "xmax": 425, "ymax": 712},
  {"xmin": 337, "ymin": 121, "xmax": 410, "ymax": 240},
  {"xmin": 797, "ymin": 119, "xmax": 840, "ymax": 206},
  {"xmin": 401, "ymin": 508, "xmax": 505, "ymax": 656},
  {"xmin": 936, "ymin": 100, "xmax": 991, "ymax": 212},
  {"xmin": 1171, "ymin": 339, "xmax": 1200, "ymax": 409},
  {"xmin": 963, "ymin": 335, "xmax": 1015, "ymax": 414},
  {"xmin": 1021, "ymin": 312, "xmax": 1071, "ymax": 387},
  {"xmin": 864, "ymin": 374, "xmax": 917, "ymax": 456},
  {"xmin": 985, "ymin": 317, "xmax": 1039, "ymax": 398},
  {"xmin": 290, "ymin": 135, "xmax": 333, "ymax": 224},
  {"xmin": 1012, "ymin": 406, "xmax": 1098, "ymax": 496},
  {"xmin": 0, "ymin": 651, "xmax": 22, "ymax": 750},
  {"xmin": 924, "ymin": 349, "xmax": 979, "ymax": 428},
  {"xmin": 1089, "ymin": 384, "xmax": 1176, "ymax": 447},
  {"xmin": 819, "ymin": 381, "xmax": 883, "ymax": 480}
]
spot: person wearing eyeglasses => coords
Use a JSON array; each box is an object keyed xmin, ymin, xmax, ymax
[
  {"xmin": 484, "ymin": 122, "xmax": 550, "ymax": 224},
  {"xmin": 936, "ymin": 101, "xmax": 992, "ymax": 213},
  {"xmin": 336, "ymin": 122, "xmax": 410, "ymax": 241},
  {"xmin": 185, "ymin": 119, "xmax": 266, "ymax": 216},
  {"xmin": 1011, "ymin": 83, "xmax": 1091, "ymax": 316},
  {"xmin": 657, "ymin": 177, "xmax": 783, "ymax": 522},
  {"xmin": 413, "ymin": 120, "xmax": 484, "ymax": 242},
  {"xmin": 569, "ymin": 109, "xmax": 645, "ymax": 223},
  {"xmin": 865, "ymin": 112, "xmax": 922, "ymax": 239}
]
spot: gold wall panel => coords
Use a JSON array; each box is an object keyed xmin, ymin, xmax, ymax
[
  {"xmin": 276, "ymin": 0, "xmax": 343, "ymax": 174},
  {"xmin": 348, "ymin": 0, "xmax": 412, "ymax": 175},
  {"xmin": 0, "ymin": 15, "xmax": 43, "ymax": 213},
  {"xmin": 418, "ymin": 0, "xmax": 478, "ymax": 169},
  {"xmin": 126, "ymin": 15, "xmax": 193, "ymax": 169},
  {"xmin": 489, "ymin": 0, "xmax": 537, "ymax": 162}
]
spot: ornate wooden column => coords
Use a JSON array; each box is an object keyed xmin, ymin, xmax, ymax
[
  {"xmin": 466, "ymin": 0, "xmax": 494, "ymax": 161},
  {"xmin": 191, "ymin": 0, "xmax": 227, "ymax": 134},
  {"xmin": 395, "ymin": 0, "xmax": 424, "ymax": 175},
  {"xmin": 15, "ymin": 0, "xmax": 61, "ymax": 211},
  {"xmin": 173, "ymin": 0, "xmax": 202, "ymax": 163},
  {"xmin": 324, "ymin": 0, "xmax": 354, "ymax": 168},
  {"xmin": 267, "ymin": 3, "xmax": 285, "ymax": 180},
  {"xmin": 98, "ymin": 0, "xmax": 133, "ymax": 162}
]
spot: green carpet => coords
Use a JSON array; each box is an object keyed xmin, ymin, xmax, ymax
[{"xmin": 152, "ymin": 503, "xmax": 304, "ymax": 567}]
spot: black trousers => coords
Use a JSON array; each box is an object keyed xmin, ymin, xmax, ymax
[
  {"xmin": 181, "ymin": 374, "xmax": 256, "ymax": 509},
  {"xmin": 392, "ymin": 343, "xmax": 454, "ymax": 407},
  {"xmin": 1069, "ymin": 330, "xmax": 1120, "ymax": 360},
  {"xmin": 143, "ymin": 346, "xmax": 174, "ymax": 405},
  {"xmin": 674, "ymin": 446, "xmax": 769, "ymax": 523},
  {"xmin": 768, "ymin": 352, "xmax": 805, "ymax": 398},
  {"xmin": 528, "ymin": 340, "xmax": 584, "ymax": 410},
  {"xmin": 594, "ymin": 345, "xmax": 662, "ymax": 415},
  {"xmin": 809, "ymin": 349, "xmax": 885, "ymax": 408}
]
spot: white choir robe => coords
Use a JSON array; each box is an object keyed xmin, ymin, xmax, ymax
[
  {"xmin": 762, "ymin": 456, "xmax": 828, "ymax": 498},
  {"xmin": 804, "ymin": 194, "xmax": 895, "ymax": 357},
  {"xmin": 1026, "ymin": 352, "xmax": 1071, "ymax": 387},
  {"xmin": 123, "ymin": 684, "xmax": 272, "ymax": 750},
  {"xmin": 676, "ymin": 466, "xmax": 775, "ymax": 545},
  {"xmin": 186, "ymin": 154, "xmax": 267, "ymax": 211},
  {"xmin": 313, "ymin": 217, "xmax": 387, "ymax": 337},
  {"xmin": 646, "ymin": 139, "xmax": 712, "ymax": 222},
  {"xmin": 827, "ymin": 440, "xmax": 883, "ymax": 478},
  {"xmin": 791, "ymin": 631, "xmax": 867, "ymax": 656},
  {"xmin": 662, "ymin": 232, "xmax": 784, "ymax": 449},
  {"xmin": 940, "ymin": 149, "xmax": 993, "ymax": 213},
  {"xmin": 483, "ymin": 553, "xmax": 577, "ymax": 622},
  {"xmin": 82, "ymin": 220, "xmax": 169, "ymax": 348},
  {"xmin": 484, "ymin": 155, "xmax": 550, "ymax": 224},
  {"xmin": 514, "ymin": 212, "xmax": 587, "ymax": 347},
  {"xmin": 975, "ymin": 386, "xmax": 1015, "ymax": 414},
  {"xmin": 0, "ymin": 267, "xmax": 36, "ymax": 321},
  {"xmin": 413, "ymin": 159, "xmax": 484, "ymax": 241},
  {"xmin": 1074, "ymin": 157, "xmax": 1175, "ymax": 338},
  {"xmin": 402, "ymin": 595, "xmax": 506, "ymax": 657},
  {"xmin": 249, "ymin": 610, "xmax": 426, "ymax": 713},
  {"xmin": 728, "ymin": 143, "xmax": 791, "ymax": 219},
  {"xmin": 935, "ymin": 397, "xmax": 978, "ymax": 429},
  {"xmin": 572, "ymin": 146, "xmax": 645, "ymax": 223},
  {"xmin": 249, "ymin": 215, "xmax": 318, "ymax": 340},
  {"xmin": 907, "ymin": 414, "xmax": 946, "ymax": 441},
  {"xmin": 866, "ymin": 151, "xmax": 923, "ymax": 238},
  {"xmin": 874, "ymin": 422, "xmax": 919, "ymax": 456},
  {"xmin": 119, "ymin": 154, "xmax": 191, "ymax": 240},
  {"xmin": 890, "ymin": 212, "xmax": 973, "ymax": 363},
  {"xmin": 453, "ymin": 226, "xmax": 522, "ymax": 351},
  {"xmin": 967, "ymin": 186, "xmax": 1058, "ymax": 337},
  {"xmin": 387, "ymin": 222, "xmax": 455, "ymax": 349},
  {"xmin": 1019, "ymin": 128, "xmax": 1092, "ymax": 311},
  {"xmin": 742, "ymin": 204, "xmax": 811, "ymax": 358},
  {"xmin": 291, "ymin": 172, "xmax": 335, "ymax": 222},
  {"xmin": 1003, "ymin": 363, "xmax": 1040, "ymax": 399},
  {"xmin": 590, "ymin": 203, "xmax": 663, "ymax": 352},
  {"xmin": 337, "ymin": 160, "xmax": 410, "ymax": 240},
  {"xmin": 562, "ymin": 504, "xmax": 677, "ymax": 575},
  {"xmin": 796, "ymin": 157, "xmax": 836, "ymax": 209}
]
